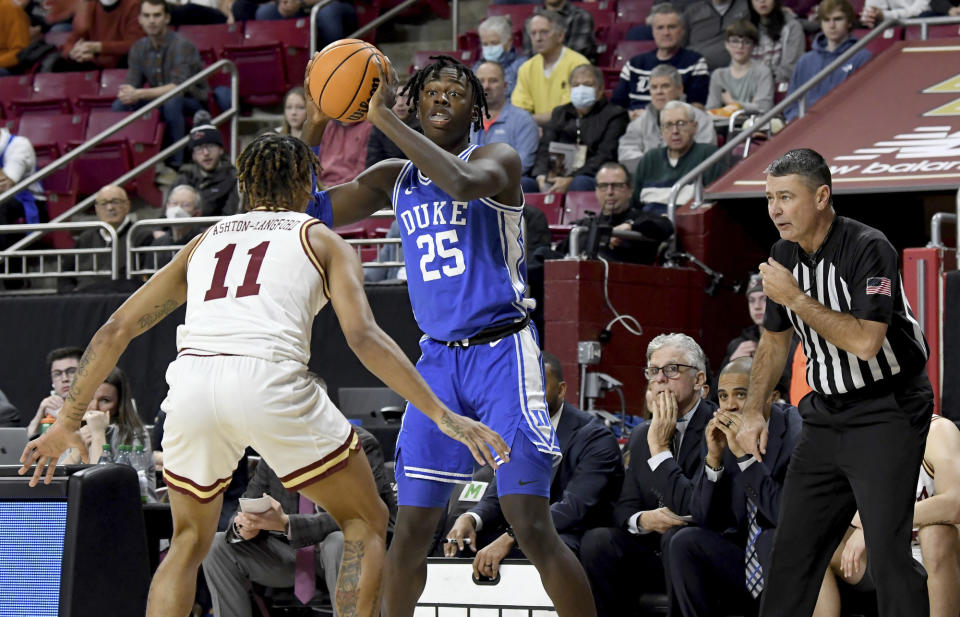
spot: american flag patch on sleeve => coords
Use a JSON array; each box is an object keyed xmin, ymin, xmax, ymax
[{"xmin": 866, "ymin": 277, "xmax": 892, "ymax": 296}]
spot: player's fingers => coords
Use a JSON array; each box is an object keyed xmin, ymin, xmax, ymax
[
  {"xmin": 44, "ymin": 459, "xmax": 57, "ymax": 485},
  {"xmin": 31, "ymin": 457, "xmax": 46, "ymax": 487},
  {"xmin": 759, "ymin": 425, "xmax": 769, "ymax": 457},
  {"xmin": 444, "ymin": 539, "xmax": 456, "ymax": 557},
  {"xmin": 468, "ymin": 529, "xmax": 477, "ymax": 552},
  {"xmin": 490, "ymin": 559, "xmax": 501, "ymax": 579},
  {"xmin": 482, "ymin": 427, "xmax": 510, "ymax": 463}
]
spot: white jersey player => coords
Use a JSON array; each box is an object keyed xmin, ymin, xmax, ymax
[{"xmin": 19, "ymin": 134, "xmax": 509, "ymax": 617}]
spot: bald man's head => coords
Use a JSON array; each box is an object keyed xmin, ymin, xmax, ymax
[
  {"xmin": 94, "ymin": 185, "xmax": 131, "ymax": 228},
  {"xmin": 720, "ymin": 356, "xmax": 753, "ymax": 379}
]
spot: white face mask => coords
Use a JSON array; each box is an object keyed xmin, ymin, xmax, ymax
[
  {"xmin": 570, "ymin": 85, "xmax": 597, "ymax": 109},
  {"xmin": 482, "ymin": 44, "xmax": 505, "ymax": 62},
  {"xmin": 99, "ymin": 0, "xmax": 119, "ymax": 7},
  {"xmin": 166, "ymin": 206, "xmax": 191, "ymax": 220}
]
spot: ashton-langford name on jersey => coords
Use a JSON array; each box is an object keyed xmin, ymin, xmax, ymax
[{"xmin": 211, "ymin": 217, "xmax": 302, "ymax": 235}]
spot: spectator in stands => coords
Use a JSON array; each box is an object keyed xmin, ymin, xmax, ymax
[
  {"xmin": 611, "ymin": 3, "xmax": 710, "ymax": 116},
  {"xmin": 253, "ymin": 0, "xmax": 355, "ymax": 51},
  {"xmin": 112, "ymin": 0, "xmax": 208, "ymax": 169},
  {"xmin": 723, "ymin": 273, "xmax": 766, "ymax": 362},
  {"xmin": 203, "ymin": 424, "xmax": 396, "ymax": 617},
  {"xmin": 314, "ymin": 119, "xmax": 372, "ymax": 187},
  {"xmin": 52, "ymin": 0, "xmax": 142, "ymax": 71},
  {"xmin": 365, "ymin": 82, "xmax": 421, "ymax": 167},
  {"xmin": 669, "ymin": 356, "xmax": 802, "ymax": 617},
  {"xmin": 61, "ymin": 367, "xmax": 157, "ymax": 496},
  {"xmin": 59, "ymin": 184, "xmax": 145, "ymax": 292},
  {"xmin": 558, "ymin": 161, "xmax": 675, "ymax": 264},
  {"xmin": 470, "ymin": 61, "xmax": 538, "ymax": 177},
  {"xmin": 511, "ymin": 9, "xmax": 590, "ymax": 126},
  {"xmin": 444, "ymin": 352, "xmax": 624, "ymax": 569},
  {"xmin": 278, "ymin": 86, "xmax": 307, "ymax": 140},
  {"xmin": 26, "ymin": 346, "xmax": 81, "ymax": 436},
  {"xmin": 140, "ymin": 184, "xmax": 204, "ymax": 269},
  {"xmin": 632, "ymin": 101, "xmax": 727, "ymax": 215},
  {"xmin": 521, "ymin": 0, "xmax": 596, "ymax": 63},
  {"xmin": 684, "ymin": 0, "xmax": 751, "ymax": 70},
  {"xmin": 618, "ymin": 64, "xmax": 717, "ymax": 172},
  {"xmin": 750, "ymin": 0, "xmax": 805, "ymax": 90},
  {"xmin": 580, "ymin": 333, "xmax": 716, "ymax": 617},
  {"xmin": 706, "ymin": 21, "xmax": 774, "ymax": 115},
  {"xmin": 472, "ymin": 15, "xmax": 527, "ymax": 97},
  {"xmin": 530, "ymin": 64, "xmax": 628, "ymax": 194},
  {"xmin": 931, "ymin": 0, "xmax": 960, "ymax": 14},
  {"xmin": 861, "ymin": 0, "xmax": 931, "ymax": 26},
  {"xmin": 174, "ymin": 124, "xmax": 239, "ymax": 216},
  {"xmin": 0, "ymin": 0, "xmax": 29, "ymax": 75},
  {"xmin": 784, "ymin": 0, "xmax": 870, "ymax": 121},
  {"xmin": 0, "ymin": 126, "xmax": 47, "ymax": 248},
  {"xmin": 0, "ymin": 387, "xmax": 20, "ymax": 427},
  {"xmin": 814, "ymin": 415, "xmax": 960, "ymax": 617}
]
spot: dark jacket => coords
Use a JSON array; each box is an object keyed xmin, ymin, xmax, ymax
[
  {"xmin": 365, "ymin": 117, "xmax": 421, "ymax": 167},
  {"xmin": 531, "ymin": 98, "xmax": 629, "ymax": 179},
  {"xmin": 224, "ymin": 426, "xmax": 397, "ymax": 546},
  {"xmin": 524, "ymin": 205, "xmax": 551, "ymax": 258},
  {"xmin": 690, "ymin": 402, "xmax": 802, "ymax": 577},
  {"xmin": 174, "ymin": 160, "xmax": 240, "ymax": 216},
  {"xmin": 614, "ymin": 398, "xmax": 717, "ymax": 529},
  {"xmin": 470, "ymin": 403, "xmax": 624, "ymax": 550}
]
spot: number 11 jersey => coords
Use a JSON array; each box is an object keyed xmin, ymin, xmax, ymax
[
  {"xmin": 177, "ymin": 208, "xmax": 330, "ymax": 365},
  {"xmin": 392, "ymin": 145, "xmax": 535, "ymax": 342}
]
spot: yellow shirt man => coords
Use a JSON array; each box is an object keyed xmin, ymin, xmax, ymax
[{"xmin": 511, "ymin": 47, "xmax": 590, "ymax": 117}]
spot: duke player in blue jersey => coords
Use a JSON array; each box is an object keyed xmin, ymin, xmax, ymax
[{"xmin": 304, "ymin": 55, "xmax": 597, "ymax": 617}]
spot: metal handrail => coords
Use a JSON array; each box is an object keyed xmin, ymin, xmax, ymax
[
  {"xmin": 2, "ymin": 59, "xmax": 239, "ymax": 254},
  {"xmin": 0, "ymin": 222, "xmax": 119, "ymax": 279},
  {"xmin": 928, "ymin": 212, "xmax": 956, "ymax": 250},
  {"xmin": 660, "ymin": 15, "xmax": 959, "ymax": 258}
]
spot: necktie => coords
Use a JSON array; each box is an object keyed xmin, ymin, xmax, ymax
[
  {"xmin": 745, "ymin": 497, "xmax": 764, "ymax": 599},
  {"xmin": 294, "ymin": 494, "xmax": 316, "ymax": 605},
  {"xmin": 671, "ymin": 416, "xmax": 688, "ymax": 456}
]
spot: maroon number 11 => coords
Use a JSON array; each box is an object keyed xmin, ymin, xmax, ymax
[{"xmin": 203, "ymin": 241, "xmax": 269, "ymax": 301}]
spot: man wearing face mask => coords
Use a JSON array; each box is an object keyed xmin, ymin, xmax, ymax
[
  {"xmin": 51, "ymin": 0, "xmax": 142, "ymax": 71},
  {"xmin": 139, "ymin": 184, "xmax": 206, "ymax": 269},
  {"xmin": 471, "ymin": 15, "xmax": 528, "ymax": 98},
  {"xmin": 529, "ymin": 64, "xmax": 628, "ymax": 194}
]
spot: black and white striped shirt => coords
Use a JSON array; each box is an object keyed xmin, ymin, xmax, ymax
[{"xmin": 764, "ymin": 216, "xmax": 928, "ymax": 396}]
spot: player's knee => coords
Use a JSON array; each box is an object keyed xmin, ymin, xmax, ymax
[
  {"xmin": 511, "ymin": 514, "xmax": 556, "ymax": 550},
  {"xmin": 171, "ymin": 522, "xmax": 216, "ymax": 564},
  {"xmin": 367, "ymin": 497, "xmax": 389, "ymax": 535},
  {"xmin": 920, "ymin": 528, "xmax": 960, "ymax": 573}
]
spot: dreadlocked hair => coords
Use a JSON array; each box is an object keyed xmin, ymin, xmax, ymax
[
  {"xmin": 402, "ymin": 55, "xmax": 488, "ymax": 133},
  {"xmin": 236, "ymin": 132, "xmax": 321, "ymax": 211}
]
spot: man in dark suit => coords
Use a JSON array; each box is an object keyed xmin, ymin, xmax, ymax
[
  {"xmin": 443, "ymin": 352, "xmax": 624, "ymax": 575},
  {"xmin": 580, "ymin": 333, "xmax": 717, "ymax": 617},
  {"xmin": 668, "ymin": 356, "xmax": 802, "ymax": 617},
  {"xmin": 203, "ymin": 426, "xmax": 396, "ymax": 617}
]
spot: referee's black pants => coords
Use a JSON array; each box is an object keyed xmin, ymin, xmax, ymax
[{"xmin": 759, "ymin": 371, "xmax": 933, "ymax": 617}]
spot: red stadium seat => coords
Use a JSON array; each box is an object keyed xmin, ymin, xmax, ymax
[
  {"xmin": 222, "ymin": 43, "xmax": 287, "ymax": 106},
  {"xmin": 354, "ymin": 0, "xmax": 382, "ymax": 43},
  {"xmin": 75, "ymin": 68, "xmax": 129, "ymax": 112},
  {"xmin": 572, "ymin": 1, "xmax": 614, "ymax": 22},
  {"xmin": 0, "ymin": 74, "xmax": 33, "ymax": 118},
  {"xmin": 903, "ymin": 23, "xmax": 960, "ymax": 40},
  {"xmin": 242, "ymin": 18, "xmax": 310, "ymax": 91},
  {"xmin": 524, "ymin": 192, "xmax": 565, "ymax": 225},
  {"xmin": 410, "ymin": 50, "xmax": 476, "ymax": 74},
  {"xmin": 82, "ymin": 110, "xmax": 164, "ymax": 202},
  {"xmin": 17, "ymin": 113, "xmax": 87, "ymax": 160},
  {"xmin": 851, "ymin": 27, "xmax": 903, "ymax": 57},
  {"xmin": 563, "ymin": 191, "xmax": 600, "ymax": 222},
  {"xmin": 177, "ymin": 22, "xmax": 243, "ymax": 59},
  {"xmin": 459, "ymin": 30, "xmax": 481, "ymax": 57},
  {"xmin": 44, "ymin": 161, "xmax": 79, "ymax": 249},
  {"xmin": 611, "ymin": 40, "xmax": 657, "ymax": 70},
  {"xmin": 617, "ymin": 0, "xmax": 657, "ymax": 22},
  {"xmin": 486, "ymin": 4, "xmax": 536, "ymax": 32},
  {"xmin": 31, "ymin": 71, "xmax": 101, "ymax": 110}
]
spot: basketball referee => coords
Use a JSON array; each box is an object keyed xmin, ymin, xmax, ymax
[{"xmin": 736, "ymin": 149, "xmax": 933, "ymax": 617}]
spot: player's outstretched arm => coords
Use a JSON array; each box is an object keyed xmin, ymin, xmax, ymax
[
  {"xmin": 914, "ymin": 418, "xmax": 960, "ymax": 527},
  {"xmin": 19, "ymin": 237, "xmax": 197, "ymax": 486},
  {"xmin": 309, "ymin": 224, "xmax": 510, "ymax": 468}
]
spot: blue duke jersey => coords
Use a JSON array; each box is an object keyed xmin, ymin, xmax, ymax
[{"xmin": 391, "ymin": 145, "xmax": 535, "ymax": 342}]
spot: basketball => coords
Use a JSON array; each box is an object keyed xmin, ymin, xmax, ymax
[{"xmin": 308, "ymin": 39, "xmax": 391, "ymax": 124}]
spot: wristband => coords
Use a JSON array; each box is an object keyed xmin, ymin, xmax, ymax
[{"xmin": 705, "ymin": 458, "xmax": 724, "ymax": 473}]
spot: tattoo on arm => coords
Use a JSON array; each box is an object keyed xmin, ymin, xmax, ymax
[
  {"xmin": 440, "ymin": 414, "xmax": 466, "ymax": 440},
  {"xmin": 63, "ymin": 348, "xmax": 97, "ymax": 423},
  {"xmin": 137, "ymin": 299, "xmax": 177, "ymax": 330}
]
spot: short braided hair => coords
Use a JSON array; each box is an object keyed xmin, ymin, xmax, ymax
[
  {"xmin": 401, "ymin": 55, "xmax": 488, "ymax": 132},
  {"xmin": 236, "ymin": 132, "xmax": 320, "ymax": 211}
]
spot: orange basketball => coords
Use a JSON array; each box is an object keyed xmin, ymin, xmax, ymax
[{"xmin": 308, "ymin": 39, "xmax": 391, "ymax": 124}]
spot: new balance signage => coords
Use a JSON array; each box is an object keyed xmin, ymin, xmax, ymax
[{"xmin": 707, "ymin": 40, "xmax": 960, "ymax": 198}]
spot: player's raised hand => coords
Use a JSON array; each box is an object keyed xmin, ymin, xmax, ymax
[
  {"xmin": 19, "ymin": 421, "xmax": 89, "ymax": 486},
  {"xmin": 437, "ymin": 411, "xmax": 510, "ymax": 469},
  {"xmin": 367, "ymin": 55, "xmax": 397, "ymax": 123}
]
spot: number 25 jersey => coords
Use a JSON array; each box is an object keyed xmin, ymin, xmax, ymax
[
  {"xmin": 177, "ymin": 209, "xmax": 330, "ymax": 365},
  {"xmin": 392, "ymin": 145, "xmax": 535, "ymax": 342}
]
